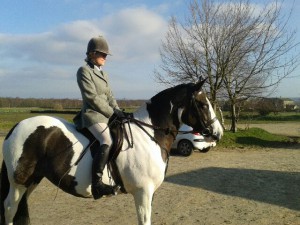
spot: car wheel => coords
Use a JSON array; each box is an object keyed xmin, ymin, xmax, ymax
[
  {"xmin": 199, "ymin": 147, "xmax": 211, "ymax": 153},
  {"xmin": 177, "ymin": 140, "xmax": 193, "ymax": 156}
]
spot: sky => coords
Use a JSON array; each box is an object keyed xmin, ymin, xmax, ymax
[{"xmin": 0, "ymin": 0, "xmax": 299, "ymax": 100}]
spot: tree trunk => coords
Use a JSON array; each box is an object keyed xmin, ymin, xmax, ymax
[
  {"xmin": 218, "ymin": 107, "xmax": 226, "ymax": 130},
  {"xmin": 230, "ymin": 103, "xmax": 237, "ymax": 132}
]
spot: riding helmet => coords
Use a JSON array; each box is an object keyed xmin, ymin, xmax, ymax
[{"xmin": 86, "ymin": 36, "xmax": 111, "ymax": 55}]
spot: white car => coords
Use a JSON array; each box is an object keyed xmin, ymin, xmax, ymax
[{"xmin": 171, "ymin": 124, "xmax": 216, "ymax": 156}]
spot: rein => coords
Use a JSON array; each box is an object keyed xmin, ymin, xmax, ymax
[
  {"xmin": 130, "ymin": 118, "xmax": 197, "ymax": 135},
  {"xmin": 128, "ymin": 118, "xmax": 171, "ymax": 174},
  {"xmin": 129, "ymin": 118, "xmax": 172, "ymax": 158},
  {"xmin": 130, "ymin": 118, "xmax": 178, "ymax": 135}
]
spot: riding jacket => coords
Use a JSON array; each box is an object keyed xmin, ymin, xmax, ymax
[{"xmin": 73, "ymin": 62, "xmax": 119, "ymax": 130}]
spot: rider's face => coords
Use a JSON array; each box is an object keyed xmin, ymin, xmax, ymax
[{"xmin": 91, "ymin": 52, "xmax": 107, "ymax": 66}]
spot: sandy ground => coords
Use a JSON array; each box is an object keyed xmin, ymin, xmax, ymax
[{"xmin": 0, "ymin": 123, "xmax": 300, "ymax": 225}]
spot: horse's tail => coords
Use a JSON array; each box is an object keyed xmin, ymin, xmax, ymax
[
  {"xmin": 1, "ymin": 162, "xmax": 30, "ymax": 225},
  {"xmin": 0, "ymin": 161, "xmax": 8, "ymax": 225}
]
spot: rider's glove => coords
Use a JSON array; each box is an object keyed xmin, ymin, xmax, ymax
[{"xmin": 113, "ymin": 108, "xmax": 125, "ymax": 118}]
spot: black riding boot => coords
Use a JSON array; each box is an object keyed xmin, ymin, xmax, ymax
[{"xmin": 92, "ymin": 144, "xmax": 118, "ymax": 200}]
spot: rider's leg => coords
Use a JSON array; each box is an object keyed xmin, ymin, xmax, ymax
[{"xmin": 88, "ymin": 123, "xmax": 119, "ymax": 199}]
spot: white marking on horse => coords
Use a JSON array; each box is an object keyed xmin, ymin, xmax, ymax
[
  {"xmin": 177, "ymin": 107, "xmax": 184, "ymax": 124},
  {"xmin": 169, "ymin": 101, "xmax": 174, "ymax": 114},
  {"xmin": 206, "ymin": 96, "xmax": 223, "ymax": 138}
]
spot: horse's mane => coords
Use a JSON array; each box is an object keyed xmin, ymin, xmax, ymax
[{"xmin": 150, "ymin": 83, "xmax": 195, "ymax": 107}]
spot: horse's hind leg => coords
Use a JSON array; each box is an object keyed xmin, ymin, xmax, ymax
[{"xmin": 3, "ymin": 184, "xmax": 27, "ymax": 225}]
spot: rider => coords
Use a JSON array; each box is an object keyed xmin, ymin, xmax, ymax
[{"xmin": 73, "ymin": 35, "xmax": 124, "ymax": 199}]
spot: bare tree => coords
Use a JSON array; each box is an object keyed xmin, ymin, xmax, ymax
[{"xmin": 155, "ymin": 0, "xmax": 299, "ymax": 132}]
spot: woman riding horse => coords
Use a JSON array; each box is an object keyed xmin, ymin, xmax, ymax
[
  {"xmin": 1, "ymin": 73, "xmax": 223, "ymax": 225},
  {"xmin": 73, "ymin": 36, "xmax": 124, "ymax": 199}
]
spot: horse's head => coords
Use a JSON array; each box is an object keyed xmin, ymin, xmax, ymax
[
  {"xmin": 147, "ymin": 79, "xmax": 223, "ymax": 141},
  {"xmin": 179, "ymin": 79, "xmax": 223, "ymax": 141}
]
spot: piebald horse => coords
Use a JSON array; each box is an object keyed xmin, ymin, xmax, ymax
[{"xmin": 0, "ymin": 80, "xmax": 223, "ymax": 225}]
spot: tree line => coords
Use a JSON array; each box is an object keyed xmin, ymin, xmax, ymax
[{"xmin": 0, "ymin": 97, "xmax": 82, "ymax": 109}]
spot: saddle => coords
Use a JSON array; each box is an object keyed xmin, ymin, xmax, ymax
[{"xmin": 77, "ymin": 114, "xmax": 132, "ymax": 194}]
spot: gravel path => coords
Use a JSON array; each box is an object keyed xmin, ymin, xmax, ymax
[{"xmin": 14, "ymin": 146, "xmax": 300, "ymax": 225}]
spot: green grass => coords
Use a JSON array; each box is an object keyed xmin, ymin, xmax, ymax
[
  {"xmin": 217, "ymin": 128, "xmax": 298, "ymax": 149},
  {"xmin": 0, "ymin": 108, "xmax": 77, "ymax": 134}
]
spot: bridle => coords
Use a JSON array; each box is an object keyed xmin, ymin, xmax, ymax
[{"xmin": 190, "ymin": 94, "xmax": 218, "ymax": 137}]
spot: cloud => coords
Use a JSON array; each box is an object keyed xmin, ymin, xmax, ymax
[
  {"xmin": 0, "ymin": 6, "xmax": 167, "ymax": 65},
  {"xmin": 0, "ymin": 6, "xmax": 168, "ymax": 99},
  {"xmin": 102, "ymin": 7, "xmax": 167, "ymax": 61},
  {"xmin": 0, "ymin": 20, "xmax": 101, "ymax": 66}
]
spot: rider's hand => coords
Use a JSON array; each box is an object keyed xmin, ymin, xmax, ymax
[
  {"xmin": 124, "ymin": 112, "xmax": 133, "ymax": 119},
  {"xmin": 113, "ymin": 108, "xmax": 125, "ymax": 118}
]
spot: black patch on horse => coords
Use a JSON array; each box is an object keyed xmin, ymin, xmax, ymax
[
  {"xmin": 14, "ymin": 126, "xmax": 80, "ymax": 196},
  {"xmin": 146, "ymin": 84, "xmax": 194, "ymax": 159},
  {"xmin": 148, "ymin": 83, "xmax": 194, "ymax": 128}
]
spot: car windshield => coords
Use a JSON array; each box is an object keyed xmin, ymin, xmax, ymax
[{"xmin": 179, "ymin": 124, "xmax": 193, "ymax": 132}]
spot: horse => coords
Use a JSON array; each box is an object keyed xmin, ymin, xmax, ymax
[{"xmin": 0, "ymin": 80, "xmax": 223, "ymax": 225}]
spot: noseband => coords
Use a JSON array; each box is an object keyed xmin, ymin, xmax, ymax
[{"xmin": 191, "ymin": 95, "xmax": 217, "ymax": 137}]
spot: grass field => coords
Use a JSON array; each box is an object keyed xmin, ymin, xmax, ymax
[
  {"xmin": 218, "ymin": 127, "xmax": 299, "ymax": 149},
  {"xmin": 0, "ymin": 108, "xmax": 76, "ymax": 134}
]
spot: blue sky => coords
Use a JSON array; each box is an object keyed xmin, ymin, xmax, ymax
[{"xmin": 0, "ymin": 0, "xmax": 299, "ymax": 100}]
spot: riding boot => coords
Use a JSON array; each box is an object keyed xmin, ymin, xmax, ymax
[{"xmin": 91, "ymin": 144, "xmax": 119, "ymax": 200}]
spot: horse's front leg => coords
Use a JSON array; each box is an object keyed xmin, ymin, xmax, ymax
[
  {"xmin": 3, "ymin": 184, "xmax": 27, "ymax": 225},
  {"xmin": 133, "ymin": 187, "xmax": 154, "ymax": 225}
]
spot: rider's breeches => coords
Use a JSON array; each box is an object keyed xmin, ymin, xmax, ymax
[{"xmin": 88, "ymin": 123, "xmax": 113, "ymax": 147}]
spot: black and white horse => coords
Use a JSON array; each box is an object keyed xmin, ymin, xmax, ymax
[{"xmin": 0, "ymin": 80, "xmax": 223, "ymax": 225}]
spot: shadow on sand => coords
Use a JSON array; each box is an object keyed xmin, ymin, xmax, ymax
[{"xmin": 165, "ymin": 167, "xmax": 300, "ymax": 211}]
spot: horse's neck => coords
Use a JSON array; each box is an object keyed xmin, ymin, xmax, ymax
[
  {"xmin": 148, "ymin": 97, "xmax": 180, "ymax": 146},
  {"xmin": 132, "ymin": 95, "xmax": 182, "ymax": 161},
  {"xmin": 134, "ymin": 101, "xmax": 175, "ymax": 126}
]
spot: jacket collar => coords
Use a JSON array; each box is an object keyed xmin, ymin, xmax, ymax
[{"xmin": 87, "ymin": 61, "xmax": 106, "ymax": 81}]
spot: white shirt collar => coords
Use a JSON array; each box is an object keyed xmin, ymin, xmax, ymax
[{"xmin": 94, "ymin": 65, "xmax": 102, "ymax": 71}]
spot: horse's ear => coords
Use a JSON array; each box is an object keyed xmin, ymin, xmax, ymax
[{"xmin": 193, "ymin": 76, "xmax": 207, "ymax": 92}]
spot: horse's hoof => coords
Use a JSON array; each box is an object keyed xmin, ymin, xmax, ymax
[
  {"xmin": 113, "ymin": 185, "xmax": 121, "ymax": 195},
  {"xmin": 92, "ymin": 190, "xmax": 104, "ymax": 200}
]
